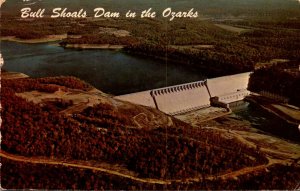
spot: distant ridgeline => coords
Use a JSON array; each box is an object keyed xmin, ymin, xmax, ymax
[{"xmin": 116, "ymin": 72, "xmax": 251, "ymax": 115}]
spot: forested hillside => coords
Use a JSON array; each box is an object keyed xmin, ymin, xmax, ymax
[
  {"xmin": 2, "ymin": 76, "xmax": 267, "ymax": 179},
  {"xmin": 3, "ymin": 75, "xmax": 299, "ymax": 189}
]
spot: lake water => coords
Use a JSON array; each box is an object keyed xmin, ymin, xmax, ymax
[{"xmin": 1, "ymin": 41, "xmax": 205, "ymax": 95}]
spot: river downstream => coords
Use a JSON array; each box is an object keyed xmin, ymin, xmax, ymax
[{"xmin": 230, "ymin": 101, "xmax": 300, "ymax": 144}]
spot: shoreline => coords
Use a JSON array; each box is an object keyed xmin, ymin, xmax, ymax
[
  {"xmin": 0, "ymin": 35, "xmax": 68, "ymax": 44},
  {"xmin": 62, "ymin": 43, "xmax": 125, "ymax": 50},
  {"xmin": 1, "ymin": 36, "xmax": 125, "ymax": 50}
]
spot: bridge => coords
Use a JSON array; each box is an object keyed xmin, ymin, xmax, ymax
[{"xmin": 116, "ymin": 72, "xmax": 251, "ymax": 115}]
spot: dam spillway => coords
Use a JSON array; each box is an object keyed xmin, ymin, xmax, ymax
[
  {"xmin": 151, "ymin": 81, "xmax": 211, "ymax": 115},
  {"xmin": 116, "ymin": 72, "xmax": 251, "ymax": 115}
]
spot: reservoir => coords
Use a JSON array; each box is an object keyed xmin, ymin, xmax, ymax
[{"xmin": 1, "ymin": 41, "xmax": 205, "ymax": 95}]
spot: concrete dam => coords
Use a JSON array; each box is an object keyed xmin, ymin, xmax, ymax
[{"xmin": 116, "ymin": 72, "xmax": 251, "ymax": 115}]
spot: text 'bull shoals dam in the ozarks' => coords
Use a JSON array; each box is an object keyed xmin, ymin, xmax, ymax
[{"xmin": 20, "ymin": 7, "xmax": 198, "ymax": 21}]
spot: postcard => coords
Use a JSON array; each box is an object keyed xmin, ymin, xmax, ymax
[{"xmin": 1, "ymin": 0, "xmax": 300, "ymax": 190}]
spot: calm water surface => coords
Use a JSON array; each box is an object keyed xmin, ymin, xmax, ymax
[{"xmin": 1, "ymin": 41, "xmax": 205, "ymax": 95}]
